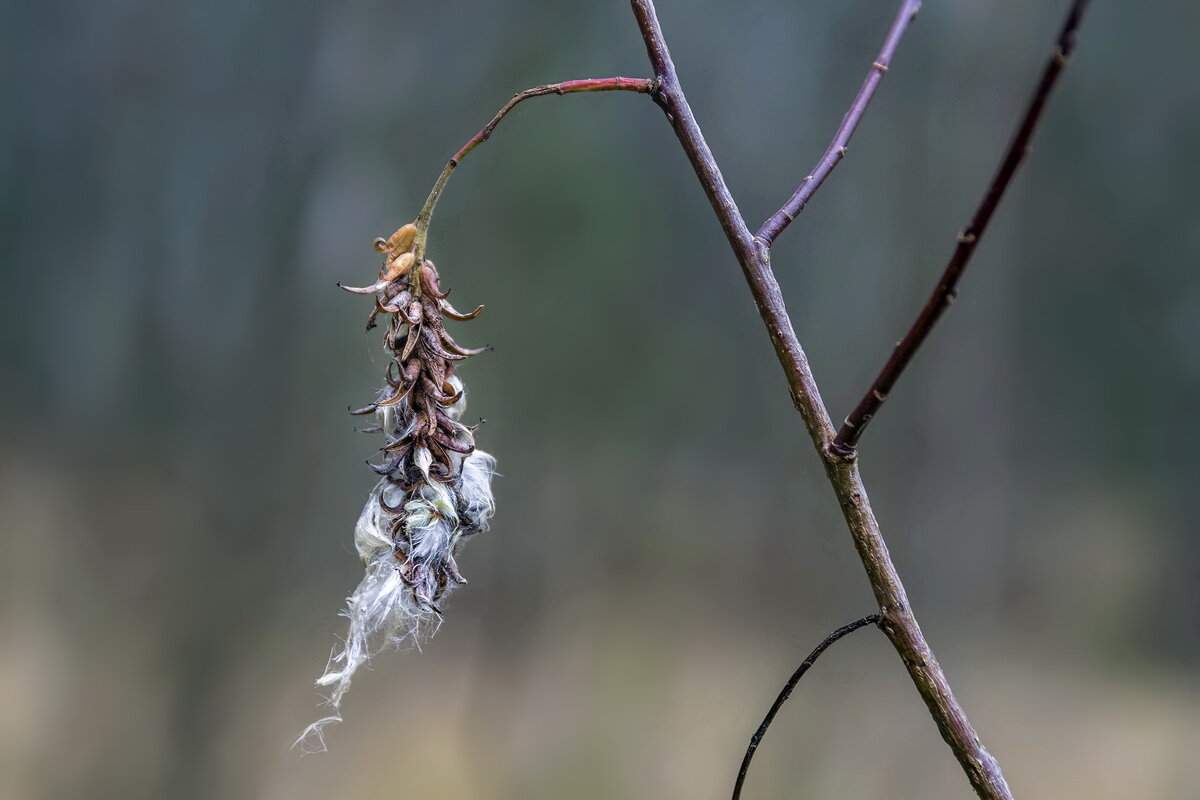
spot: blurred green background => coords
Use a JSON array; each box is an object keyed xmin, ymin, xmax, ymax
[{"xmin": 4, "ymin": 1, "xmax": 1199, "ymax": 798}]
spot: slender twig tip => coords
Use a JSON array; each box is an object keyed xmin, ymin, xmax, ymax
[{"xmin": 730, "ymin": 615, "xmax": 879, "ymax": 800}]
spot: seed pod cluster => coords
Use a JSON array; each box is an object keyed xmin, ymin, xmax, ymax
[{"xmin": 300, "ymin": 224, "xmax": 495, "ymax": 751}]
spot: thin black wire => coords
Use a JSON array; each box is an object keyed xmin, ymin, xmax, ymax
[{"xmin": 731, "ymin": 614, "xmax": 881, "ymax": 800}]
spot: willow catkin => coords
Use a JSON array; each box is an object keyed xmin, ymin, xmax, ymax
[{"xmin": 296, "ymin": 225, "xmax": 494, "ymax": 752}]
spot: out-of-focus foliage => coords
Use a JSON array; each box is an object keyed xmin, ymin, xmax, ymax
[{"xmin": 3, "ymin": 1, "xmax": 1199, "ymax": 798}]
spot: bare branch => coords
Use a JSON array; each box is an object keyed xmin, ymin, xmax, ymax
[
  {"xmin": 412, "ymin": 77, "xmax": 655, "ymax": 261},
  {"xmin": 757, "ymin": 0, "xmax": 922, "ymax": 247},
  {"xmin": 833, "ymin": 0, "xmax": 1091, "ymax": 453},
  {"xmin": 731, "ymin": 615, "xmax": 879, "ymax": 800},
  {"xmin": 629, "ymin": 0, "xmax": 836, "ymax": 448},
  {"xmin": 630, "ymin": 2, "xmax": 1018, "ymax": 797}
]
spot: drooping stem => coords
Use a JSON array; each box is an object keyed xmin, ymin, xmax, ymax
[
  {"xmin": 731, "ymin": 615, "xmax": 879, "ymax": 800},
  {"xmin": 757, "ymin": 0, "xmax": 922, "ymax": 247},
  {"xmin": 630, "ymin": 1, "xmax": 1017, "ymax": 797},
  {"xmin": 833, "ymin": 0, "xmax": 1091, "ymax": 452},
  {"xmin": 411, "ymin": 77, "xmax": 654, "ymax": 262}
]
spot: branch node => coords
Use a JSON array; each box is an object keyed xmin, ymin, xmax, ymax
[{"xmin": 826, "ymin": 441, "xmax": 858, "ymax": 462}]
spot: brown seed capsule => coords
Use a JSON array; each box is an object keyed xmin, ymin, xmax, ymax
[
  {"xmin": 439, "ymin": 298, "xmax": 485, "ymax": 321},
  {"xmin": 399, "ymin": 330, "xmax": 420, "ymax": 361},
  {"xmin": 405, "ymin": 301, "xmax": 424, "ymax": 325},
  {"xmin": 380, "ymin": 251, "xmax": 416, "ymax": 282},
  {"xmin": 376, "ymin": 381, "xmax": 415, "ymax": 408},
  {"xmin": 418, "ymin": 263, "xmax": 449, "ymax": 299},
  {"xmin": 389, "ymin": 223, "xmax": 418, "ymax": 253}
]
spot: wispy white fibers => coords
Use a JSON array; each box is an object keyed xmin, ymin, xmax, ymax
[{"xmin": 295, "ymin": 377, "xmax": 495, "ymax": 753}]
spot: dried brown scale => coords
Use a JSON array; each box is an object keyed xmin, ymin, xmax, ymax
[
  {"xmin": 382, "ymin": 437, "xmax": 413, "ymax": 453},
  {"xmin": 375, "ymin": 382, "xmax": 413, "ymax": 408},
  {"xmin": 419, "ymin": 324, "xmax": 470, "ymax": 362},
  {"xmin": 439, "ymin": 299, "xmax": 485, "ymax": 321},
  {"xmin": 404, "ymin": 301, "xmax": 423, "ymax": 325},
  {"xmin": 436, "ymin": 390, "xmax": 463, "ymax": 407},
  {"xmin": 418, "ymin": 264, "xmax": 449, "ymax": 299},
  {"xmin": 434, "ymin": 431, "xmax": 474, "ymax": 454},
  {"xmin": 444, "ymin": 556, "xmax": 467, "ymax": 585},
  {"xmin": 421, "ymin": 394, "xmax": 440, "ymax": 436},
  {"xmin": 435, "ymin": 410, "xmax": 460, "ymax": 434},
  {"xmin": 427, "ymin": 439, "xmax": 451, "ymax": 470},
  {"xmin": 432, "ymin": 322, "xmax": 488, "ymax": 356},
  {"xmin": 419, "ymin": 308, "xmax": 450, "ymax": 337},
  {"xmin": 368, "ymin": 451, "xmax": 403, "ymax": 476},
  {"xmin": 396, "ymin": 289, "xmax": 414, "ymax": 307},
  {"xmin": 399, "ymin": 332, "xmax": 419, "ymax": 361},
  {"xmin": 419, "ymin": 375, "xmax": 448, "ymax": 401}
]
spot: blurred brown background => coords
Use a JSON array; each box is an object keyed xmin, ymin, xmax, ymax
[{"xmin": 4, "ymin": 1, "xmax": 1199, "ymax": 798}]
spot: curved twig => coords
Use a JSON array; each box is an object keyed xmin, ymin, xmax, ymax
[
  {"xmin": 833, "ymin": 0, "xmax": 1091, "ymax": 453},
  {"xmin": 731, "ymin": 614, "xmax": 880, "ymax": 800}
]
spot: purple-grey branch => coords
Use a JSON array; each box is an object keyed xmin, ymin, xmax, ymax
[
  {"xmin": 757, "ymin": 0, "xmax": 922, "ymax": 247},
  {"xmin": 630, "ymin": 1, "xmax": 1018, "ymax": 798}
]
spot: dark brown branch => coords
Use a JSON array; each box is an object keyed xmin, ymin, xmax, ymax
[
  {"xmin": 412, "ymin": 77, "xmax": 655, "ymax": 261},
  {"xmin": 757, "ymin": 0, "xmax": 922, "ymax": 246},
  {"xmin": 731, "ymin": 615, "xmax": 879, "ymax": 800},
  {"xmin": 833, "ymin": 0, "xmax": 1090, "ymax": 452},
  {"xmin": 631, "ymin": 2, "xmax": 1015, "ymax": 798}
]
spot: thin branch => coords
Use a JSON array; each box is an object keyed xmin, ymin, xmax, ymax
[
  {"xmin": 757, "ymin": 0, "xmax": 922, "ymax": 247},
  {"xmin": 411, "ymin": 77, "xmax": 654, "ymax": 261},
  {"xmin": 833, "ymin": 0, "xmax": 1091, "ymax": 453},
  {"xmin": 731, "ymin": 615, "xmax": 879, "ymax": 800},
  {"xmin": 630, "ymin": 2, "xmax": 1016, "ymax": 798},
  {"xmin": 629, "ymin": 0, "xmax": 833, "ymax": 445}
]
